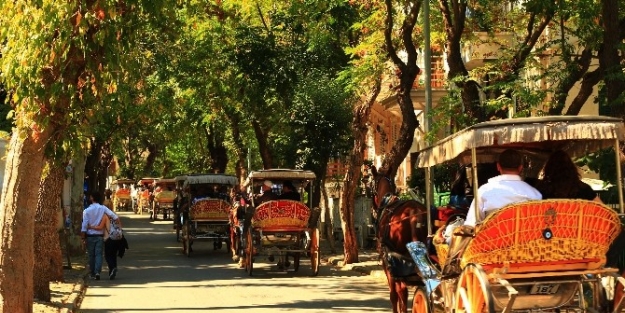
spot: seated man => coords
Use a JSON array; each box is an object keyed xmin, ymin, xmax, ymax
[
  {"xmin": 255, "ymin": 180, "xmax": 278, "ymax": 205},
  {"xmin": 279, "ymin": 181, "xmax": 301, "ymax": 201},
  {"xmin": 442, "ymin": 149, "xmax": 542, "ymax": 274},
  {"xmin": 464, "ymin": 149, "xmax": 542, "ymax": 226}
]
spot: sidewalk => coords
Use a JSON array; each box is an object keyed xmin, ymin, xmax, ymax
[
  {"xmin": 321, "ymin": 239, "xmax": 386, "ymax": 279},
  {"xmin": 33, "ymin": 256, "xmax": 88, "ymax": 313}
]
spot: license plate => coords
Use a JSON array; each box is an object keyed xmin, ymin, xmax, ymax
[{"xmin": 530, "ymin": 284, "xmax": 560, "ymax": 295}]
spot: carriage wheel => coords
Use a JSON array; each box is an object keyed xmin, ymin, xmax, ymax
[
  {"xmin": 412, "ymin": 287, "xmax": 430, "ymax": 313},
  {"xmin": 454, "ymin": 264, "xmax": 494, "ymax": 313},
  {"xmin": 310, "ymin": 228, "xmax": 320, "ymax": 276},
  {"xmin": 246, "ymin": 230, "xmax": 254, "ymax": 276}
]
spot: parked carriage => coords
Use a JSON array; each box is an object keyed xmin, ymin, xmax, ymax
[
  {"xmin": 136, "ymin": 177, "xmax": 156, "ymax": 215},
  {"xmin": 243, "ymin": 169, "xmax": 320, "ymax": 276},
  {"xmin": 151, "ymin": 178, "xmax": 177, "ymax": 220},
  {"xmin": 180, "ymin": 174, "xmax": 237, "ymax": 256},
  {"xmin": 111, "ymin": 179, "xmax": 135, "ymax": 212},
  {"xmin": 409, "ymin": 116, "xmax": 625, "ymax": 313}
]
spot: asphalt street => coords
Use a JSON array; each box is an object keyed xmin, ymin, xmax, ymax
[{"xmin": 78, "ymin": 212, "xmax": 393, "ymax": 313}]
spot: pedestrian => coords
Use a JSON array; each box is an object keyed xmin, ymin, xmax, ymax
[
  {"xmin": 90, "ymin": 214, "xmax": 127, "ymax": 280},
  {"xmin": 81, "ymin": 191, "xmax": 120, "ymax": 280}
]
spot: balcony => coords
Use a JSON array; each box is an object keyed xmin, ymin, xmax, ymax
[{"xmin": 462, "ymin": 32, "xmax": 514, "ymax": 70}]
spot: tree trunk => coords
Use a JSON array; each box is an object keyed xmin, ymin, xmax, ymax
[
  {"xmin": 33, "ymin": 162, "xmax": 65, "ymax": 301},
  {"xmin": 379, "ymin": 0, "xmax": 421, "ymax": 178},
  {"xmin": 98, "ymin": 141, "xmax": 112, "ymax": 195},
  {"xmin": 205, "ymin": 125, "xmax": 228, "ymax": 173},
  {"xmin": 565, "ymin": 66, "xmax": 603, "ymax": 115},
  {"xmin": 552, "ymin": 49, "xmax": 593, "ymax": 114},
  {"xmin": 439, "ymin": 0, "xmax": 483, "ymax": 122},
  {"xmin": 252, "ymin": 120, "xmax": 273, "ymax": 169},
  {"xmin": 123, "ymin": 136, "xmax": 138, "ymax": 179},
  {"xmin": 340, "ymin": 81, "xmax": 382, "ymax": 264},
  {"xmin": 85, "ymin": 138, "xmax": 102, "ymax": 193},
  {"xmin": 143, "ymin": 143, "xmax": 158, "ymax": 175},
  {"xmin": 226, "ymin": 112, "xmax": 248, "ymax": 184},
  {"xmin": 602, "ymin": 0, "xmax": 625, "ymax": 118},
  {"xmin": 68, "ymin": 149, "xmax": 88, "ymax": 255},
  {"xmin": 321, "ymin": 178, "xmax": 336, "ymax": 254},
  {"xmin": 0, "ymin": 127, "xmax": 53, "ymax": 312}
]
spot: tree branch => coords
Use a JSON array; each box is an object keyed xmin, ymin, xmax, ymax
[{"xmin": 384, "ymin": 0, "xmax": 404, "ymax": 69}]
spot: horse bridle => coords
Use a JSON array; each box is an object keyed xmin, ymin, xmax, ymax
[{"xmin": 371, "ymin": 175, "xmax": 395, "ymax": 198}]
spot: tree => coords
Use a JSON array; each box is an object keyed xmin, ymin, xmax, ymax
[
  {"xmin": 33, "ymin": 161, "xmax": 65, "ymax": 301},
  {"xmin": 0, "ymin": 1, "xmax": 172, "ymax": 310},
  {"xmin": 378, "ymin": 0, "xmax": 423, "ymax": 180}
]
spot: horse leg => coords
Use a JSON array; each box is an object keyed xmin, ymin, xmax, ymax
[
  {"xmin": 230, "ymin": 227, "xmax": 239, "ymax": 262},
  {"xmin": 385, "ymin": 270, "xmax": 401, "ymax": 313},
  {"xmin": 396, "ymin": 282, "xmax": 408, "ymax": 313}
]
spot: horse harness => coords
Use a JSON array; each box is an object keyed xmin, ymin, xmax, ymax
[{"xmin": 375, "ymin": 193, "xmax": 422, "ymax": 280}]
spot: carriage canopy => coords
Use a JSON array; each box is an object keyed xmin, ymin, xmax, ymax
[
  {"xmin": 184, "ymin": 174, "xmax": 238, "ymax": 186},
  {"xmin": 111, "ymin": 178, "xmax": 135, "ymax": 186},
  {"xmin": 416, "ymin": 116, "xmax": 625, "ymax": 168},
  {"xmin": 245, "ymin": 169, "xmax": 316, "ymax": 186}
]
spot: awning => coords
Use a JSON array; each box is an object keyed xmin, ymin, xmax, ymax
[
  {"xmin": 416, "ymin": 116, "xmax": 625, "ymax": 168},
  {"xmin": 245, "ymin": 169, "xmax": 316, "ymax": 186},
  {"xmin": 184, "ymin": 174, "xmax": 238, "ymax": 186}
]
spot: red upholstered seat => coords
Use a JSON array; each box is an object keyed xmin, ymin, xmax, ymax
[{"xmin": 462, "ymin": 199, "xmax": 621, "ymax": 273}]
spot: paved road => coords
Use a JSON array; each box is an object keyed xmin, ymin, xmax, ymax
[{"xmin": 78, "ymin": 212, "xmax": 393, "ymax": 313}]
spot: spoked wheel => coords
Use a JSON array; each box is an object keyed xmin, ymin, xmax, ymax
[
  {"xmin": 245, "ymin": 230, "xmax": 254, "ymax": 276},
  {"xmin": 454, "ymin": 263, "xmax": 494, "ymax": 313},
  {"xmin": 310, "ymin": 228, "xmax": 320, "ymax": 276},
  {"xmin": 412, "ymin": 287, "xmax": 430, "ymax": 313}
]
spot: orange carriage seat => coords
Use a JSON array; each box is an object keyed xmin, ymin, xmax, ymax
[
  {"xmin": 189, "ymin": 199, "xmax": 231, "ymax": 221},
  {"xmin": 461, "ymin": 199, "xmax": 622, "ymax": 273},
  {"xmin": 155, "ymin": 190, "xmax": 176, "ymax": 203},
  {"xmin": 251, "ymin": 200, "xmax": 311, "ymax": 231}
]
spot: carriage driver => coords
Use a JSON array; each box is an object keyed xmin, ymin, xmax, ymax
[{"xmin": 256, "ymin": 180, "xmax": 278, "ymax": 205}]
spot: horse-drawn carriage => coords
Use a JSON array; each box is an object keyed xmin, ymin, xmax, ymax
[
  {"xmin": 111, "ymin": 179, "xmax": 134, "ymax": 212},
  {"xmin": 242, "ymin": 169, "xmax": 320, "ymax": 276},
  {"xmin": 180, "ymin": 173, "xmax": 237, "ymax": 256},
  {"xmin": 136, "ymin": 177, "xmax": 156, "ymax": 215},
  {"xmin": 150, "ymin": 178, "xmax": 176, "ymax": 220},
  {"xmin": 377, "ymin": 115, "xmax": 625, "ymax": 313}
]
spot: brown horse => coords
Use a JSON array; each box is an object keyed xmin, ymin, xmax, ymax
[{"xmin": 370, "ymin": 166, "xmax": 429, "ymax": 313}]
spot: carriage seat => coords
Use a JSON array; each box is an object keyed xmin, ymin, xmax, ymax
[
  {"xmin": 251, "ymin": 200, "xmax": 311, "ymax": 231},
  {"xmin": 189, "ymin": 199, "xmax": 231, "ymax": 221},
  {"xmin": 154, "ymin": 191, "xmax": 176, "ymax": 203},
  {"xmin": 452, "ymin": 199, "xmax": 621, "ymax": 274}
]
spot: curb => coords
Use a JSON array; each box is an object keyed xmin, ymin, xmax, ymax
[
  {"xmin": 59, "ymin": 273, "xmax": 88, "ymax": 313},
  {"xmin": 325, "ymin": 252, "xmax": 386, "ymax": 279}
]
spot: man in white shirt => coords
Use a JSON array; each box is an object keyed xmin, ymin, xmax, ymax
[
  {"xmin": 81, "ymin": 191, "xmax": 120, "ymax": 280},
  {"xmin": 442, "ymin": 149, "xmax": 542, "ymax": 275},
  {"xmin": 464, "ymin": 149, "xmax": 542, "ymax": 226}
]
